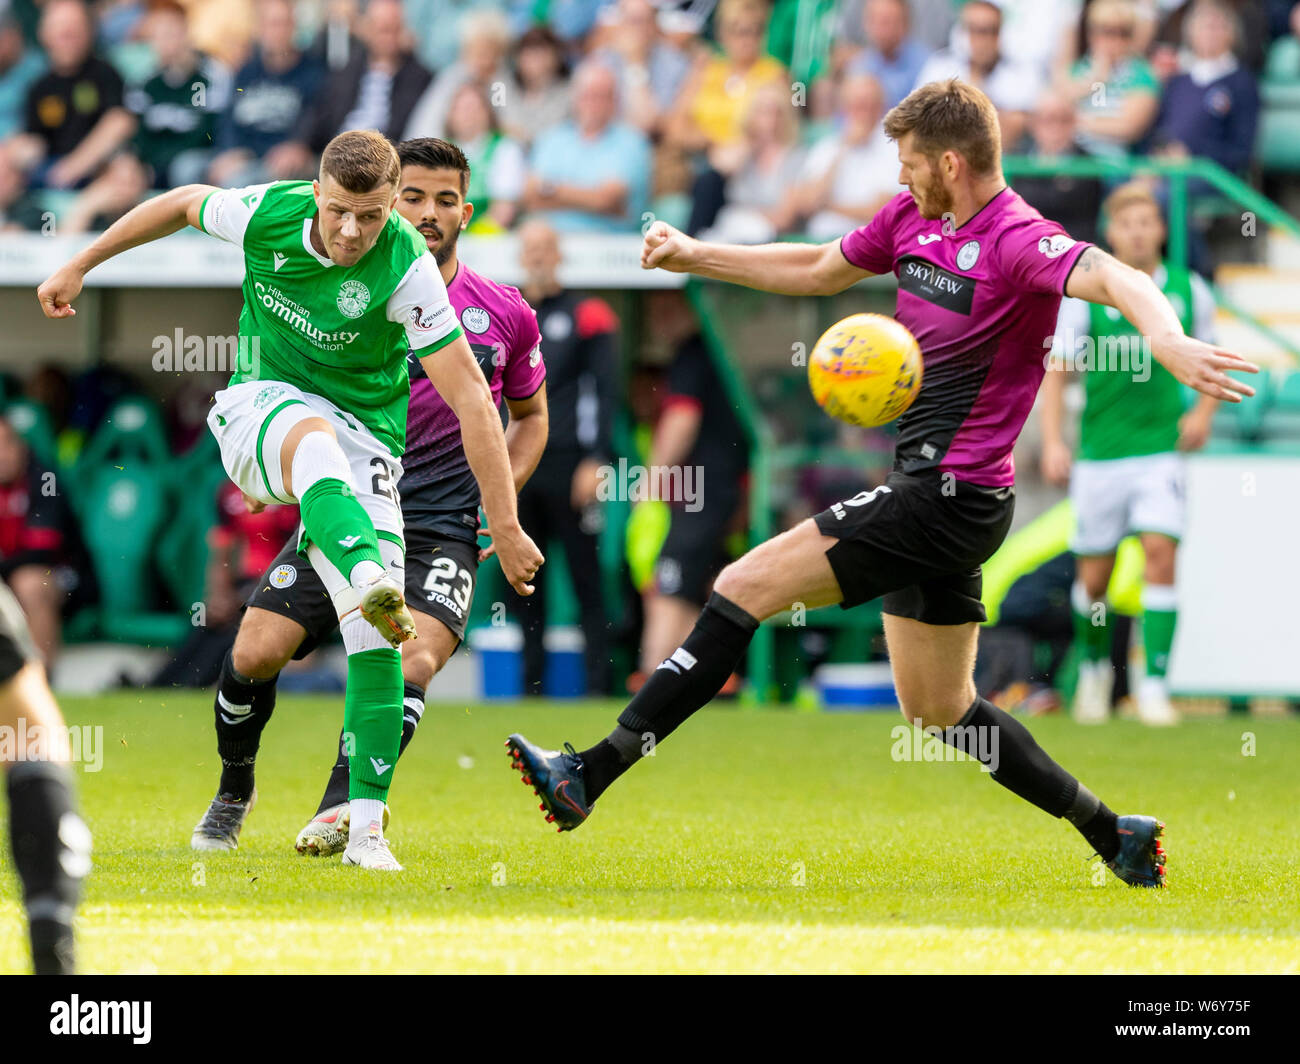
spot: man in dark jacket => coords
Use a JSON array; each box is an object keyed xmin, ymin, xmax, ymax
[{"xmin": 297, "ymin": 0, "xmax": 431, "ymax": 154}]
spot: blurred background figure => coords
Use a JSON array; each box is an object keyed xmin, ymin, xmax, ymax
[
  {"xmin": 1040, "ymin": 182, "xmax": 1219, "ymax": 727},
  {"xmin": 444, "ymin": 81, "xmax": 525, "ymax": 232},
  {"xmin": 666, "ymin": 0, "xmax": 786, "ymax": 162},
  {"xmin": 794, "ymin": 73, "xmax": 897, "ymax": 241},
  {"xmin": 5, "ymin": 0, "xmax": 133, "ymax": 190},
  {"xmin": 635, "ymin": 289, "xmax": 748, "ymax": 692},
  {"xmin": 524, "ymin": 59, "xmax": 651, "ymax": 232},
  {"xmin": 0, "ymin": 10, "xmax": 44, "ymax": 141},
  {"xmin": 1058, "ymin": 0, "xmax": 1160, "ymax": 160},
  {"xmin": 693, "ymin": 81, "xmax": 803, "ymax": 244},
  {"xmin": 845, "ymin": 0, "xmax": 930, "ymax": 109},
  {"xmin": 593, "ymin": 0, "xmax": 690, "ymax": 140},
  {"xmin": 403, "ymin": 7, "xmax": 514, "ymax": 140},
  {"xmin": 1014, "ymin": 90, "xmax": 1104, "ymax": 245},
  {"xmin": 912, "ymin": 0, "xmax": 1039, "ymax": 149},
  {"xmin": 207, "ymin": 0, "xmax": 324, "ymax": 187},
  {"xmin": 507, "ymin": 219, "xmax": 618, "ymax": 696},
  {"xmin": 0, "ymin": 416, "xmax": 74, "ymax": 667},
  {"xmin": 122, "ymin": 2, "xmax": 226, "ymax": 189},
  {"xmin": 296, "ymin": 0, "xmax": 430, "ymax": 157},
  {"xmin": 502, "ymin": 25, "xmax": 571, "ymax": 148}
]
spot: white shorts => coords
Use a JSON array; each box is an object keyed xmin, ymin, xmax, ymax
[
  {"xmin": 207, "ymin": 380, "xmax": 405, "ymax": 616},
  {"xmin": 1070, "ymin": 452, "xmax": 1185, "ymax": 556}
]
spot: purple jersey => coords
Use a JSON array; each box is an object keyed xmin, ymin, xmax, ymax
[
  {"xmin": 841, "ymin": 188, "xmax": 1090, "ymax": 487},
  {"xmin": 400, "ymin": 261, "xmax": 545, "ymax": 541}
]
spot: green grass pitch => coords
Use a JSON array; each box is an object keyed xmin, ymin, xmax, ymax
[{"xmin": 2, "ymin": 693, "xmax": 1297, "ymax": 974}]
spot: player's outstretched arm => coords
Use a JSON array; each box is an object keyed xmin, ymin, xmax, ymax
[
  {"xmin": 1064, "ymin": 246, "xmax": 1258, "ymax": 402},
  {"xmin": 419, "ymin": 339, "xmax": 545, "ymax": 595},
  {"xmin": 36, "ymin": 183, "xmax": 217, "ymax": 319},
  {"xmin": 641, "ymin": 220, "xmax": 871, "ymax": 296}
]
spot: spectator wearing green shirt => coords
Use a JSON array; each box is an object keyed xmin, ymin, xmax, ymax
[
  {"xmin": 124, "ymin": 2, "xmax": 226, "ymax": 188},
  {"xmin": 1059, "ymin": 0, "xmax": 1160, "ymax": 159}
]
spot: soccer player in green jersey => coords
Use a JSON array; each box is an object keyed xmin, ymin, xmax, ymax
[
  {"xmin": 1041, "ymin": 182, "xmax": 1218, "ymax": 727},
  {"xmin": 36, "ymin": 130, "xmax": 544, "ymax": 869}
]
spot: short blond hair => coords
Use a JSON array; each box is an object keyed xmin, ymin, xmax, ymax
[
  {"xmin": 1102, "ymin": 180, "xmax": 1163, "ymax": 225},
  {"xmin": 883, "ymin": 78, "xmax": 1001, "ymax": 176}
]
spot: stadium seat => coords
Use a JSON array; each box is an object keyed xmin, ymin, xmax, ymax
[
  {"xmin": 4, "ymin": 397, "xmax": 60, "ymax": 471},
  {"xmin": 79, "ymin": 465, "xmax": 189, "ymax": 645},
  {"xmin": 76, "ymin": 395, "xmax": 172, "ymax": 471},
  {"xmin": 1256, "ymin": 85, "xmax": 1300, "ymax": 172},
  {"xmin": 157, "ymin": 446, "xmax": 227, "ymax": 610}
]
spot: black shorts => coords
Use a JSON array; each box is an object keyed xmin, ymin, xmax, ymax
[
  {"xmin": 655, "ymin": 490, "xmax": 740, "ymax": 607},
  {"xmin": 0, "ymin": 581, "xmax": 37, "ymax": 684},
  {"xmin": 245, "ymin": 527, "xmax": 480, "ymax": 659},
  {"xmin": 812, "ymin": 470, "xmax": 1015, "ymax": 625}
]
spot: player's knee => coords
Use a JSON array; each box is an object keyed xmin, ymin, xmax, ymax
[
  {"xmin": 231, "ymin": 612, "xmax": 299, "ymax": 679},
  {"xmin": 1142, "ymin": 539, "xmax": 1176, "ymax": 585},
  {"xmin": 896, "ymin": 687, "xmax": 971, "ymax": 729},
  {"xmin": 401, "ymin": 645, "xmax": 443, "ymax": 690},
  {"xmin": 712, "ymin": 560, "xmax": 761, "ymax": 614}
]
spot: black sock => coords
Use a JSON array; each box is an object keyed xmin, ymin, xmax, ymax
[
  {"xmin": 942, "ymin": 697, "xmax": 1120, "ymax": 860},
  {"xmin": 316, "ymin": 681, "xmax": 426, "ymax": 814},
  {"xmin": 399, "ymin": 681, "xmax": 425, "ymax": 756},
  {"xmin": 8, "ymin": 762, "xmax": 90, "ymax": 975},
  {"xmin": 618, "ymin": 592, "xmax": 757, "ymax": 738},
  {"xmin": 214, "ymin": 649, "xmax": 277, "ymax": 800},
  {"xmin": 576, "ymin": 738, "xmax": 632, "ymax": 804},
  {"xmin": 578, "ymin": 593, "xmax": 758, "ymax": 804}
]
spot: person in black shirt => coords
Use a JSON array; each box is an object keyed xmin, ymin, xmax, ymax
[
  {"xmin": 7, "ymin": 0, "xmax": 134, "ymax": 190},
  {"xmin": 1010, "ymin": 91, "xmax": 1103, "ymax": 245},
  {"xmin": 507, "ymin": 219, "xmax": 618, "ymax": 695},
  {"xmin": 637, "ymin": 287, "xmax": 748, "ymax": 682}
]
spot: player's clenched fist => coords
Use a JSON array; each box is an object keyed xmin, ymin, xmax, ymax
[
  {"xmin": 491, "ymin": 524, "xmax": 545, "ymax": 596},
  {"xmin": 36, "ymin": 263, "xmax": 86, "ymax": 319},
  {"xmin": 641, "ymin": 220, "xmax": 698, "ymax": 273}
]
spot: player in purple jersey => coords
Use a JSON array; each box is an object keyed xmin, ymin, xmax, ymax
[
  {"xmin": 506, "ymin": 80, "xmax": 1258, "ymax": 887},
  {"xmin": 190, "ymin": 138, "xmax": 550, "ymax": 857}
]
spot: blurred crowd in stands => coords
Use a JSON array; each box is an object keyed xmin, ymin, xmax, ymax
[{"xmin": 0, "ymin": 0, "xmax": 1297, "ymax": 241}]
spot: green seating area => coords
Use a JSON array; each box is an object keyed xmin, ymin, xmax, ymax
[{"xmin": 4, "ymin": 393, "xmax": 221, "ymax": 646}]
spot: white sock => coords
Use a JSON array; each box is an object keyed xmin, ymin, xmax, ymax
[
  {"xmin": 349, "ymin": 798, "xmax": 385, "ymax": 841},
  {"xmin": 348, "ymin": 559, "xmax": 386, "ymax": 587}
]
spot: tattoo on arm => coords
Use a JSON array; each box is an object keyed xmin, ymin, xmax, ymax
[{"xmin": 1076, "ymin": 246, "xmax": 1103, "ymax": 272}]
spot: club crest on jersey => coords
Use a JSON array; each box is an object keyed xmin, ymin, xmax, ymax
[
  {"xmin": 269, "ymin": 563, "xmax": 297, "ymax": 588},
  {"xmin": 957, "ymin": 240, "xmax": 980, "ymax": 271},
  {"xmin": 1037, "ymin": 234, "xmax": 1076, "ymax": 259},
  {"xmin": 253, "ymin": 384, "xmax": 286, "ymax": 410},
  {"xmin": 461, "ymin": 307, "xmax": 490, "ymax": 334},
  {"xmin": 336, "ymin": 279, "xmax": 371, "ymax": 318}
]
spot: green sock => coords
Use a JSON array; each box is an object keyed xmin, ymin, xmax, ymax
[
  {"xmin": 299, "ymin": 478, "xmax": 383, "ymax": 582},
  {"xmin": 1142, "ymin": 585, "xmax": 1178, "ymax": 679},
  {"xmin": 1072, "ymin": 585, "xmax": 1110, "ymax": 663},
  {"xmin": 344, "ymin": 648, "xmax": 403, "ymax": 801}
]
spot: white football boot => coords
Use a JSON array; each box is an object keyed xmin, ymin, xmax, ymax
[
  {"xmin": 295, "ymin": 802, "xmax": 389, "ymax": 856},
  {"xmin": 1137, "ymin": 676, "xmax": 1180, "ymax": 726},
  {"xmin": 1073, "ymin": 661, "xmax": 1113, "ymax": 724},
  {"xmin": 341, "ymin": 819, "xmax": 403, "ymax": 871},
  {"xmin": 358, "ymin": 574, "xmax": 416, "ymax": 647}
]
